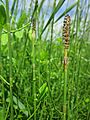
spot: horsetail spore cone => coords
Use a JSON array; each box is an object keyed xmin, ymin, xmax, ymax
[{"xmin": 63, "ymin": 14, "xmax": 71, "ymax": 49}]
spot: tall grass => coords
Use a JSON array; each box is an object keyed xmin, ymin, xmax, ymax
[{"xmin": 0, "ymin": 0, "xmax": 90, "ymax": 119}]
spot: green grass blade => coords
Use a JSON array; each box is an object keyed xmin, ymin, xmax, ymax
[
  {"xmin": 32, "ymin": 0, "xmax": 38, "ymax": 18},
  {"xmin": 0, "ymin": 75, "xmax": 10, "ymax": 85},
  {"xmin": 38, "ymin": 0, "xmax": 46, "ymax": 14},
  {"xmin": 55, "ymin": 2, "xmax": 78, "ymax": 23},
  {"xmin": 41, "ymin": 0, "xmax": 65, "ymax": 35},
  {"xmin": 11, "ymin": 0, "xmax": 16, "ymax": 16}
]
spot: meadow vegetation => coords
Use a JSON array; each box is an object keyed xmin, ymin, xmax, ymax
[{"xmin": 0, "ymin": 0, "xmax": 90, "ymax": 120}]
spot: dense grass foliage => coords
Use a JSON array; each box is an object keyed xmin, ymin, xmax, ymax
[{"xmin": 0, "ymin": 0, "xmax": 90, "ymax": 120}]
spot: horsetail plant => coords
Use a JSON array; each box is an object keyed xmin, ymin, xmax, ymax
[
  {"xmin": 0, "ymin": 30, "xmax": 5, "ymax": 120},
  {"xmin": 63, "ymin": 14, "xmax": 71, "ymax": 120},
  {"xmin": 5, "ymin": 0, "xmax": 13, "ymax": 119},
  {"xmin": 0, "ymin": 3, "xmax": 6, "ymax": 119},
  {"xmin": 32, "ymin": 17, "xmax": 36, "ymax": 120}
]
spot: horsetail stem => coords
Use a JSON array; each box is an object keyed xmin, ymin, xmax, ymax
[
  {"xmin": 63, "ymin": 14, "xmax": 71, "ymax": 120},
  {"xmin": 6, "ymin": 0, "xmax": 13, "ymax": 119},
  {"xmin": 32, "ymin": 17, "xmax": 36, "ymax": 120}
]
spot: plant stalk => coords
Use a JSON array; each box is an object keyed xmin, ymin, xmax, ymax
[
  {"xmin": 63, "ymin": 48, "xmax": 68, "ymax": 120},
  {"xmin": 32, "ymin": 17, "xmax": 36, "ymax": 120},
  {"xmin": 6, "ymin": 0, "xmax": 13, "ymax": 119}
]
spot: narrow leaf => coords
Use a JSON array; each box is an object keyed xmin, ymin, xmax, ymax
[
  {"xmin": 32, "ymin": 0, "xmax": 38, "ymax": 18},
  {"xmin": 0, "ymin": 75, "xmax": 10, "ymax": 85},
  {"xmin": 38, "ymin": 0, "xmax": 46, "ymax": 14},
  {"xmin": 41, "ymin": 0, "xmax": 65, "ymax": 35},
  {"xmin": 39, "ymin": 83, "xmax": 48, "ymax": 101},
  {"xmin": 11, "ymin": 0, "xmax": 17, "ymax": 16},
  {"xmin": 55, "ymin": 2, "xmax": 78, "ymax": 23},
  {"xmin": 0, "ymin": 5, "xmax": 6, "ymax": 26},
  {"xmin": 39, "ymin": 82, "xmax": 47, "ymax": 93}
]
